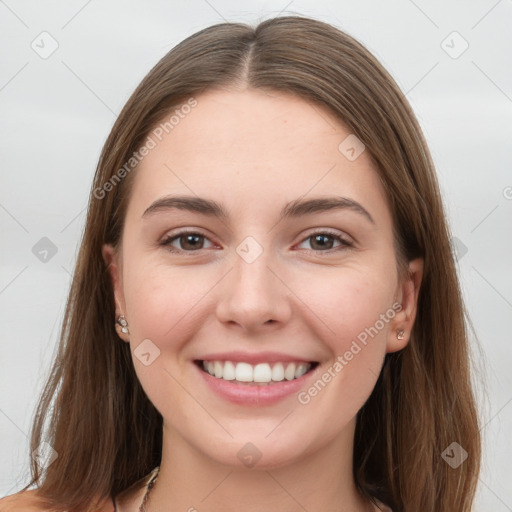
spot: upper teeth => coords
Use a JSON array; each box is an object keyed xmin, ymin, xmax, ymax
[{"xmin": 202, "ymin": 360, "xmax": 311, "ymax": 383}]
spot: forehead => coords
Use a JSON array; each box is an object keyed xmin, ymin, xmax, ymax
[{"xmin": 125, "ymin": 88, "xmax": 391, "ymax": 226}]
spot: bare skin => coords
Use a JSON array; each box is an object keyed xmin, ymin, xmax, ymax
[{"xmin": 103, "ymin": 87, "xmax": 422, "ymax": 512}]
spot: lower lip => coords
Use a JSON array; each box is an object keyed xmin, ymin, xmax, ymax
[{"xmin": 194, "ymin": 362, "xmax": 319, "ymax": 406}]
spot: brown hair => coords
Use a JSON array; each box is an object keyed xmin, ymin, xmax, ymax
[{"xmin": 14, "ymin": 15, "xmax": 480, "ymax": 512}]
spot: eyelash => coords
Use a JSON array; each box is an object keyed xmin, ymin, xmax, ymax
[{"xmin": 159, "ymin": 229, "xmax": 353, "ymax": 255}]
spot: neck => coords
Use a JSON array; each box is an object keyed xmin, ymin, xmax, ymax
[{"xmin": 146, "ymin": 419, "xmax": 373, "ymax": 512}]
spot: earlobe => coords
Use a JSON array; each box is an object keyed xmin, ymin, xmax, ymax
[{"xmin": 386, "ymin": 258, "xmax": 424, "ymax": 353}]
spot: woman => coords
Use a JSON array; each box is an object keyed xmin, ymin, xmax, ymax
[{"xmin": 1, "ymin": 15, "xmax": 480, "ymax": 512}]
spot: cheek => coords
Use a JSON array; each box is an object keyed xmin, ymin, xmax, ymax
[
  {"xmin": 292, "ymin": 267, "xmax": 395, "ymax": 408},
  {"xmin": 123, "ymin": 256, "xmax": 213, "ymax": 342},
  {"xmin": 300, "ymin": 266, "xmax": 396, "ymax": 345},
  {"xmin": 121, "ymin": 259, "xmax": 207, "ymax": 418}
]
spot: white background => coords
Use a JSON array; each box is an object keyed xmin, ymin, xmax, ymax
[{"xmin": 1, "ymin": 1, "xmax": 511, "ymax": 509}]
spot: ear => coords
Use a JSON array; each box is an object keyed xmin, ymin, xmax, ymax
[
  {"xmin": 102, "ymin": 243, "xmax": 130, "ymax": 343},
  {"xmin": 386, "ymin": 258, "xmax": 423, "ymax": 353}
]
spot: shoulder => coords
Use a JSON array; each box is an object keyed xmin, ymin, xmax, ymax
[
  {"xmin": 0, "ymin": 490, "xmax": 115, "ymax": 512},
  {"xmin": 0, "ymin": 490, "xmax": 48, "ymax": 512},
  {"xmin": 0, "ymin": 469, "xmax": 158, "ymax": 512}
]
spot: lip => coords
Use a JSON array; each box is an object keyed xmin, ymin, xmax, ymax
[
  {"xmin": 193, "ymin": 359, "xmax": 321, "ymax": 406},
  {"xmin": 197, "ymin": 351, "xmax": 316, "ymax": 365}
]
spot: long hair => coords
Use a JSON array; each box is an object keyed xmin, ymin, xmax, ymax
[{"xmin": 16, "ymin": 15, "xmax": 480, "ymax": 511}]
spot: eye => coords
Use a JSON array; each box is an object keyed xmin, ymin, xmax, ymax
[
  {"xmin": 160, "ymin": 230, "xmax": 215, "ymax": 253},
  {"xmin": 159, "ymin": 229, "xmax": 352, "ymax": 255},
  {"xmin": 296, "ymin": 230, "xmax": 353, "ymax": 252}
]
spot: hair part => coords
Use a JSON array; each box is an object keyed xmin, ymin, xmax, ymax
[{"xmin": 20, "ymin": 15, "xmax": 480, "ymax": 512}]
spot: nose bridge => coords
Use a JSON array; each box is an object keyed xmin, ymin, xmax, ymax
[{"xmin": 215, "ymin": 236, "xmax": 290, "ymax": 329}]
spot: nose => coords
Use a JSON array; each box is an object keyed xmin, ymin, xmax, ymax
[{"xmin": 215, "ymin": 245, "xmax": 292, "ymax": 332}]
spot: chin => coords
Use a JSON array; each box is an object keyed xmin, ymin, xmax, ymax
[{"xmin": 196, "ymin": 428, "xmax": 320, "ymax": 471}]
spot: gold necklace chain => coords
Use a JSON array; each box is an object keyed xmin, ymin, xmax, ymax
[{"xmin": 137, "ymin": 466, "xmax": 378, "ymax": 512}]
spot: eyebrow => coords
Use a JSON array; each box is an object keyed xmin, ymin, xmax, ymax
[{"xmin": 142, "ymin": 195, "xmax": 375, "ymax": 224}]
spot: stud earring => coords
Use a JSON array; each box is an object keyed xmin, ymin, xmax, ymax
[
  {"xmin": 397, "ymin": 329, "xmax": 405, "ymax": 340},
  {"xmin": 116, "ymin": 315, "xmax": 129, "ymax": 334}
]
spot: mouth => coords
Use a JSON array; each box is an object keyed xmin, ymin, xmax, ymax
[{"xmin": 194, "ymin": 359, "xmax": 320, "ymax": 386}]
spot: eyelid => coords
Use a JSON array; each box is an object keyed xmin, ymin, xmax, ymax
[
  {"xmin": 159, "ymin": 227, "xmax": 353, "ymax": 254},
  {"xmin": 294, "ymin": 228, "xmax": 353, "ymax": 252},
  {"xmin": 299, "ymin": 227, "xmax": 353, "ymax": 244},
  {"xmin": 159, "ymin": 228, "xmax": 217, "ymax": 253}
]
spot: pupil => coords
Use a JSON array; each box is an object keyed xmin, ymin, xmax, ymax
[
  {"xmin": 313, "ymin": 234, "xmax": 332, "ymax": 250},
  {"xmin": 183, "ymin": 234, "xmax": 202, "ymax": 250}
]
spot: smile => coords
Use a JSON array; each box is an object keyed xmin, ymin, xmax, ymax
[{"xmin": 196, "ymin": 360, "xmax": 319, "ymax": 385}]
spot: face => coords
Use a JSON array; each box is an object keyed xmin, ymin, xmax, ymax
[{"xmin": 103, "ymin": 88, "xmax": 422, "ymax": 470}]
